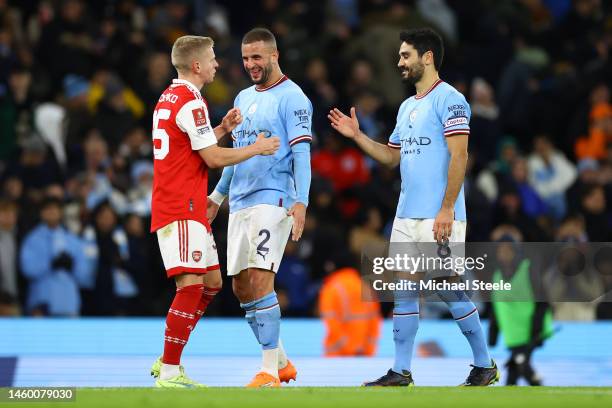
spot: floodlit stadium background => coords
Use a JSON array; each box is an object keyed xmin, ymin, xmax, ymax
[{"xmin": 0, "ymin": 0, "xmax": 611, "ymax": 387}]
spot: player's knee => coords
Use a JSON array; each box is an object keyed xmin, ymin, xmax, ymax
[
  {"xmin": 175, "ymin": 272, "xmax": 205, "ymax": 288},
  {"xmin": 232, "ymin": 278, "xmax": 250, "ymax": 302},
  {"xmin": 204, "ymin": 270, "xmax": 223, "ymax": 290},
  {"xmin": 248, "ymin": 269, "xmax": 274, "ymax": 298}
]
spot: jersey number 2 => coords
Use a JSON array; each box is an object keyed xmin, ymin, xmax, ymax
[{"xmin": 153, "ymin": 108, "xmax": 171, "ymax": 160}]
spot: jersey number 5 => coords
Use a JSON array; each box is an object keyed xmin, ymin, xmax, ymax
[{"xmin": 153, "ymin": 108, "xmax": 171, "ymax": 160}]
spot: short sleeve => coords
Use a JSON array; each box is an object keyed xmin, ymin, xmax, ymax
[
  {"xmin": 388, "ymin": 102, "xmax": 406, "ymax": 149},
  {"xmin": 440, "ymin": 92, "xmax": 471, "ymax": 137},
  {"xmin": 231, "ymin": 93, "xmax": 241, "ymax": 142},
  {"xmin": 283, "ymin": 91, "xmax": 313, "ymax": 146},
  {"xmin": 175, "ymin": 99, "xmax": 217, "ymax": 150}
]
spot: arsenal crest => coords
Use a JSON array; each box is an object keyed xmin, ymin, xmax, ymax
[{"xmin": 192, "ymin": 250, "xmax": 202, "ymax": 262}]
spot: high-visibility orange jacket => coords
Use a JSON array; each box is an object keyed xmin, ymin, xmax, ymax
[
  {"xmin": 319, "ymin": 267, "xmax": 381, "ymax": 356},
  {"xmin": 575, "ymin": 127, "xmax": 608, "ymax": 160},
  {"xmin": 575, "ymin": 103, "xmax": 612, "ymax": 160}
]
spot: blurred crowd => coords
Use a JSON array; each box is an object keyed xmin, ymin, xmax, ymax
[{"xmin": 0, "ymin": 0, "xmax": 611, "ymax": 319}]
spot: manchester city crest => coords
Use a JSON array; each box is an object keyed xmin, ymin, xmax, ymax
[{"xmin": 409, "ymin": 109, "xmax": 418, "ymax": 123}]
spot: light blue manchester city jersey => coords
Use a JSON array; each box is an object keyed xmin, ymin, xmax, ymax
[
  {"xmin": 229, "ymin": 75, "xmax": 313, "ymax": 213},
  {"xmin": 388, "ymin": 79, "xmax": 470, "ymax": 221}
]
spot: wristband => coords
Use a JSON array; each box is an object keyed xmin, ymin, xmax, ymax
[{"xmin": 208, "ymin": 190, "xmax": 226, "ymax": 206}]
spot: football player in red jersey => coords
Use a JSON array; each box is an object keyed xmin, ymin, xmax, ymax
[{"xmin": 149, "ymin": 35, "xmax": 280, "ymax": 388}]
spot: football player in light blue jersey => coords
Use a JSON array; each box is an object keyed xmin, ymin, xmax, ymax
[
  {"xmin": 329, "ymin": 28, "xmax": 499, "ymax": 387},
  {"xmin": 207, "ymin": 28, "xmax": 311, "ymax": 388}
]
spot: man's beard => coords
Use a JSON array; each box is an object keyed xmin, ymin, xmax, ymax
[
  {"xmin": 401, "ymin": 62, "xmax": 425, "ymax": 84},
  {"xmin": 251, "ymin": 64, "xmax": 272, "ymax": 85}
]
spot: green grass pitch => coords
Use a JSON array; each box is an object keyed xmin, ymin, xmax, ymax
[{"xmin": 7, "ymin": 387, "xmax": 612, "ymax": 408}]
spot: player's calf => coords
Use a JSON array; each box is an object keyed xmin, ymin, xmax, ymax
[
  {"xmin": 255, "ymin": 291, "xmax": 281, "ymax": 378},
  {"xmin": 438, "ymin": 290, "xmax": 492, "ymax": 368},
  {"xmin": 191, "ymin": 268, "xmax": 222, "ymax": 325},
  {"xmin": 160, "ymin": 282, "xmax": 203, "ymax": 380}
]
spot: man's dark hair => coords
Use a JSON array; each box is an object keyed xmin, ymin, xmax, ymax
[
  {"xmin": 40, "ymin": 196, "xmax": 63, "ymax": 210},
  {"xmin": 242, "ymin": 27, "xmax": 277, "ymax": 48},
  {"xmin": 399, "ymin": 28, "xmax": 444, "ymax": 71}
]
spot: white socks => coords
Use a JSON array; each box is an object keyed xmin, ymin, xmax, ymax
[
  {"xmin": 277, "ymin": 339, "xmax": 288, "ymax": 369},
  {"xmin": 261, "ymin": 348, "xmax": 279, "ymax": 377},
  {"xmin": 160, "ymin": 363, "xmax": 181, "ymax": 380}
]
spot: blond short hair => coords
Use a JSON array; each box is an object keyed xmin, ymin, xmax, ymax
[{"xmin": 171, "ymin": 35, "xmax": 214, "ymax": 74}]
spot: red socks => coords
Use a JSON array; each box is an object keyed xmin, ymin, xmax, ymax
[
  {"xmin": 195, "ymin": 287, "xmax": 221, "ymax": 325},
  {"xmin": 162, "ymin": 285, "xmax": 221, "ymax": 365},
  {"xmin": 163, "ymin": 284, "xmax": 204, "ymax": 365}
]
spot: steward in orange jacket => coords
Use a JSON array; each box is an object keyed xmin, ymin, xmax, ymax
[{"xmin": 319, "ymin": 267, "xmax": 381, "ymax": 356}]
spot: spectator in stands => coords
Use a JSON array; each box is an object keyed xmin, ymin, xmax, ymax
[
  {"xmin": 545, "ymin": 215, "xmax": 603, "ymax": 321},
  {"xmin": 566, "ymin": 158, "xmax": 604, "ymax": 214},
  {"xmin": 0, "ymin": 67, "xmax": 34, "ymax": 161},
  {"xmin": 0, "ymin": 199, "xmax": 19, "ymax": 303},
  {"xmin": 469, "ymin": 77, "xmax": 501, "ymax": 168},
  {"xmin": 62, "ymin": 74, "xmax": 93, "ymax": 149},
  {"xmin": 302, "ymin": 57, "xmax": 337, "ymax": 135},
  {"xmin": 476, "ymin": 136, "xmax": 521, "ymax": 203},
  {"xmin": 575, "ymin": 102, "xmax": 612, "ymax": 161},
  {"xmin": 36, "ymin": 0, "xmax": 94, "ymax": 84},
  {"xmin": 354, "ymin": 91, "xmax": 384, "ymax": 141},
  {"xmin": 312, "ymin": 134, "xmax": 370, "ymax": 218},
  {"xmin": 134, "ymin": 52, "xmax": 174, "ymax": 118},
  {"xmin": 81, "ymin": 201, "xmax": 135, "ymax": 315},
  {"xmin": 117, "ymin": 126, "xmax": 151, "ymax": 165},
  {"xmin": 464, "ymin": 154, "xmax": 494, "ymax": 241},
  {"xmin": 492, "ymin": 186, "xmax": 549, "ymax": 241},
  {"xmin": 20, "ymin": 197, "xmax": 91, "ymax": 316},
  {"xmin": 579, "ymin": 184, "xmax": 611, "ymax": 242},
  {"xmin": 122, "ymin": 212, "xmax": 153, "ymax": 315},
  {"xmin": 126, "ymin": 160, "xmax": 153, "ymax": 216},
  {"xmin": 343, "ymin": 59, "xmax": 376, "ymax": 106},
  {"xmin": 527, "ymin": 135, "xmax": 577, "ymax": 220},
  {"xmin": 3, "ymin": 136, "xmax": 63, "ymax": 204},
  {"xmin": 509, "ymin": 157, "xmax": 548, "ymax": 219},
  {"xmin": 93, "ymin": 73, "xmax": 142, "ymax": 150},
  {"xmin": 79, "ymin": 130, "xmax": 127, "ymax": 213},
  {"xmin": 348, "ymin": 205, "xmax": 386, "ymax": 257}
]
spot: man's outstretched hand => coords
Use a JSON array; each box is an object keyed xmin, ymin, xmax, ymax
[{"xmin": 328, "ymin": 107, "xmax": 360, "ymax": 139}]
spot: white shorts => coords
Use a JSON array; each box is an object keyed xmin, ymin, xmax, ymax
[
  {"xmin": 389, "ymin": 218, "xmax": 467, "ymax": 275},
  {"xmin": 390, "ymin": 218, "xmax": 466, "ymax": 243},
  {"xmin": 227, "ymin": 204, "xmax": 293, "ymax": 276},
  {"xmin": 156, "ymin": 220, "xmax": 219, "ymax": 278}
]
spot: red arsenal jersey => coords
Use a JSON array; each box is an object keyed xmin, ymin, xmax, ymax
[{"xmin": 150, "ymin": 78, "xmax": 217, "ymax": 232}]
